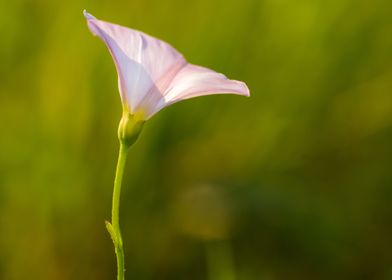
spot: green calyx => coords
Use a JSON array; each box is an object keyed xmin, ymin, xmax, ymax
[{"xmin": 118, "ymin": 111, "xmax": 145, "ymax": 147}]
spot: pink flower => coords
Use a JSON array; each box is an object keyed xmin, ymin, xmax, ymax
[{"xmin": 84, "ymin": 10, "xmax": 249, "ymax": 120}]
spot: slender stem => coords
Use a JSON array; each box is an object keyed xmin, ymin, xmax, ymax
[{"xmin": 111, "ymin": 143, "xmax": 129, "ymax": 280}]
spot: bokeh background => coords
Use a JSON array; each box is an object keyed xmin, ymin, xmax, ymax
[{"xmin": 1, "ymin": 0, "xmax": 392, "ymax": 279}]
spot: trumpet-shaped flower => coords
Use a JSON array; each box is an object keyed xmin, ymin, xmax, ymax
[{"xmin": 84, "ymin": 11, "xmax": 249, "ymax": 120}]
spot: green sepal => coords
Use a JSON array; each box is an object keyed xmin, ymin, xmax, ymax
[{"xmin": 118, "ymin": 111, "xmax": 145, "ymax": 147}]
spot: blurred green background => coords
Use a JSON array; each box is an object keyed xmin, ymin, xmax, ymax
[{"xmin": 1, "ymin": 0, "xmax": 392, "ymax": 279}]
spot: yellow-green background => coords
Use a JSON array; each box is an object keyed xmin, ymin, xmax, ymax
[{"xmin": 1, "ymin": 0, "xmax": 392, "ymax": 279}]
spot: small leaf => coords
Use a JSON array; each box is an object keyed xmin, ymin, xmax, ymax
[{"xmin": 105, "ymin": 221, "xmax": 117, "ymax": 246}]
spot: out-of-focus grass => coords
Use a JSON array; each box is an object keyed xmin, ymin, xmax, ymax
[{"xmin": 1, "ymin": 0, "xmax": 392, "ymax": 279}]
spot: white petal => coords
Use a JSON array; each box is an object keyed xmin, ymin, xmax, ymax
[
  {"xmin": 145, "ymin": 64, "xmax": 249, "ymax": 118},
  {"xmin": 84, "ymin": 11, "xmax": 185, "ymax": 114}
]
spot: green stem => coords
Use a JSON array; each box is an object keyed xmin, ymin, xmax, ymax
[
  {"xmin": 107, "ymin": 111, "xmax": 144, "ymax": 280},
  {"xmin": 110, "ymin": 143, "xmax": 129, "ymax": 280}
]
